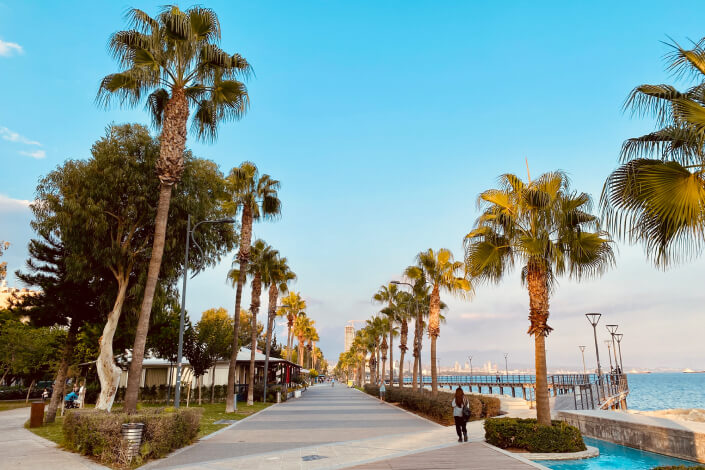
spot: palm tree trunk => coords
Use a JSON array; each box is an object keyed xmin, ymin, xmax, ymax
[
  {"xmin": 124, "ymin": 183, "xmax": 173, "ymax": 413},
  {"xmin": 96, "ymin": 274, "xmax": 129, "ymax": 411},
  {"xmin": 227, "ymin": 206, "xmax": 253, "ymax": 412},
  {"xmin": 247, "ymin": 273, "xmax": 262, "ymax": 405},
  {"xmin": 45, "ymin": 320, "xmax": 79, "ymax": 423},
  {"xmin": 527, "ymin": 266, "xmax": 552, "ymax": 426},
  {"xmin": 428, "ymin": 285, "xmax": 440, "ymax": 395},
  {"xmin": 263, "ymin": 283, "xmax": 278, "ymax": 403},
  {"xmin": 298, "ymin": 338, "xmax": 304, "ymax": 367},
  {"xmin": 286, "ymin": 317, "xmax": 294, "ymax": 362},
  {"xmin": 25, "ymin": 379, "xmax": 36, "ymax": 404},
  {"xmin": 389, "ymin": 331, "xmax": 393, "ymax": 386},
  {"xmin": 399, "ymin": 318, "xmax": 408, "ymax": 388}
]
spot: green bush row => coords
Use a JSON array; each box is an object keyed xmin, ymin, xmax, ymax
[
  {"xmin": 484, "ymin": 417, "xmax": 586, "ymax": 453},
  {"xmin": 63, "ymin": 408, "xmax": 201, "ymax": 467},
  {"xmin": 87, "ymin": 383, "xmax": 287, "ymax": 405},
  {"xmin": 361, "ymin": 385, "xmax": 501, "ymax": 424}
]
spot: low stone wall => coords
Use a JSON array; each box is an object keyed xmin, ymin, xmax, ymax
[{"xmin": 556, "ymin": 410, "xmax": 705, "ymax": 463}]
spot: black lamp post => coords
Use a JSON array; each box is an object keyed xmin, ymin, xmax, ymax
[
  {"xmin": 614, "ymin": 333, "xmax": 624, "ymax": 373},
  {"xmin": 585, "ymin": 313, "xmax": 603, "ymax": 384},
  {"xmin": 606, "ymin": 324, "xmax": 619, "ymax": 374},
  {"xmin": 504, "ymin": 353, "xmax": 509, "ymax": 379},
  {"xmin": 605, "ymin": 340, "xmax": 614, "ymax": 373},
  {"xmin": 468, "ymin": 355, "xmax": 473, "ymax": 378},
  {"xmin": 174, "ymin": 215, "xmax": 235, "ymax": 409},
  {"xmin": 579, "ymin": 346, "xmax": 587, "ymax": 378}
]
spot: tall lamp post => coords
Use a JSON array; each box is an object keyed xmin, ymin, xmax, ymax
[
  {"xmin": 585, "ymin": 313, "xmax": 603, "ymax": 396},
  {"xmin": 467, "ymin": 355, "xmax": 473, "ymax": 378},
  {"xmin": 579, "ymin": 346, "xmax": 587, "ymax": 378},
  {"xmin": 606, "ymin": 324, "xmax": 619, "ymax": 374},
  {"xmin": 174, "ymin": 215, "xmax": 235, "ymax": 409},
  {"xmin": 390, "ymin": 280, "xmax": 423, "ymax": 388},
  {"xmin": 504, "ymin": 353, "xmax": 509, "ymax": 379},
  {"xmin": 614, "ymin": 333, "xmax": 624, "ymax": 373}
]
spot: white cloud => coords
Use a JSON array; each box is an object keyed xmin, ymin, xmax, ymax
[
  {"xmin": 19, "ymin": 149, "xmax": 45, "ymax": 159},
  {"xmin": 0, "ymin": 126, "xmax": 41, "ymax": 146},
  {"xmin": 0, "ymin": 39, "xmax": 22, "ymax": 57},
  {"xmin": 0, "ymin": 194, "xmax": 31, "ymax": 212}
]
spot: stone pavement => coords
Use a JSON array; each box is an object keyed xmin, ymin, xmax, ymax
[
  {"xmin": 0, "ymin": 406, "xmax": 107, "ymax": 470},
  {"xmin": 146, "ymin": 385, "xmax": 543, "ymax": 470}
]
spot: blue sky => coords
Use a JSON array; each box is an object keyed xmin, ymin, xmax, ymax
[{"xmin": 1, "ymin": 1, "xmax": 704, "ymax": 371}]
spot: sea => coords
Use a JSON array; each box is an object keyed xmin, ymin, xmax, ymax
[{"xmin": 627, "ymin": 372, "xmax": 705, "ymax": 411}]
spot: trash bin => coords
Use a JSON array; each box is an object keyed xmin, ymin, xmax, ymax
[
  {"xmin": 30, "ymin": 401, "xmax": 44, "ymax": 428},
  {"xmin": 121, "ymin": 423, "xmax": 145, "ymax": 461},
  {"xmin": 276, "ymin": 391, "xmax": 281, "ymax": 403}
]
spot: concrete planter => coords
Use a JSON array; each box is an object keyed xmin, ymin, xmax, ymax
[{"xmin": 520, "ymin": 445, "xmax": 599, "ymax": 460}]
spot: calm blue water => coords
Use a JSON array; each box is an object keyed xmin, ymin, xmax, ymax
[
  {"xmin": 540, "ymin": 438, "xmax": 700, "ymax": 469},
  {"xmin": 628, "ymin": 373, "xmax": 705, "ymax": 411}
]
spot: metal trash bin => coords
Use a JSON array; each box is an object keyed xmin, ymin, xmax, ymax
[
  {"xmin": 121, "ymin": 423, "xmax": 144, "ymax": 461},
  {"xmin": 30, "ymin": 401, "xmax": 44, "ymax": 428},
  {"xmin": 276, "ymin": 391, "xmax": 281, "ymax": 403}
]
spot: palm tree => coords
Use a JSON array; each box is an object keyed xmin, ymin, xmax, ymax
[
  {"xmin": 228, "ymin": 239, "xmax": 277, "ymax": 405},
  {"xmin": 262, "ymin": 255, "xmax": 295, "ymax": 401},
  {"xmin": 373, "ymin": 283, "xmax": 400, "ymax": 385},
  {"xmin": 99, "ymin": 6, "xmax": 252, "ymax": 413},
  {"xmin": 306, "ymin": 326, "xmax": 320, "ymax": 369},
  {"xmin": 393, "ymin": 291, "xmax": 413, "ymax": 387},
  {"xmin": 405, "ymin": 249, "xmax": 471, "ymax": 395},
  {"xmin": 224, "ymin": 162, "xmax": 281, "ymax": 412},
  {"xmin": 465, "ymin": 172, "xmax": 615, "ymax": 425},
  {"xmin": 293, "ymin": 315, "xmax": 311, "ymax": 368},
  {"xmin": 602, "ymin": 39, "xmax": 705, "ymax": 267},
  {"xmin": 278, "ymin": 291, "xmax": 306, "ymax": 362}
]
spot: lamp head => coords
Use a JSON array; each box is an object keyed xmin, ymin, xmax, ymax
[
  {"xmin": 585, "ymin": 312, "xmax": 602, "ymax": 326},
  {"xmin": 615, "ymin": 333, "xmax": 623, "ymax": 342},
  {"xmin": 606, "ymin": 324, "xmax": 619, "ymax": 334}
]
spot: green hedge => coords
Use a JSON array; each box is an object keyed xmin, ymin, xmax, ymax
[
  {"xmin": 361, "ymin": 385, "xmax": 501, "ymax": 424},
  {"xmin": 484, "ymin": 417, "xmax": 586, "ymax": 453},
  {"xmin": 63, "ymin": 408, "xmax": 201, "ymax": 466}
]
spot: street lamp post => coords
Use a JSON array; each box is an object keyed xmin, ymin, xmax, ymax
[
  {"xmin": 604, "ymin": 340, "xmax": 613, "ymax": 373},
  {"xmin": 504, "ymin": 353, "xmax": 509, "ymax": 379},
  {"xmin": 579, "ymin": 346, "xmax": 587, "ymax": 378},
  {"xmin": 585, "ymin": 313, "xmax": 603, "ymax": 397},
  {"xmin": 614, "ymin": 333, "xmax": 624, "ymax": 373},
  {"xmin": 174, "ymin": 215, "xmax": 235, "ymax": 409},
  {"xmin": 606, "ymin": 324, "xmax": 619, "ymax": 374},
  {"xmin": 468, "ymin": 355, "xmax": 473, "ymax": 379}
]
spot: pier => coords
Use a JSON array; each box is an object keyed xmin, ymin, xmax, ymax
[{"xmin": 390, "ymin": 373, "xmax": 629, "ymax": 410}]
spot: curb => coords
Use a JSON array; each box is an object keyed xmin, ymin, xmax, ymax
[{"xmin": 484, "ymin": 443, "xmax": 552, "ymax": 469}]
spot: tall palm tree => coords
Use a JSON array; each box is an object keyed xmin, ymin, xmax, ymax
[
  {"xmin": 262, "ymin": 255, "xmax": 295, "ymax": 401},
  {"xmin": 278, "ymin": 291, "xmax": 306, "ymax": 362},
  {"xmin": 224, "ymin": 162, "xmax": 281, "ymax": 412},
  {"xmin": 100, "ymin": 5, "xmax": 252, "ymax": 413},
  {"xmin": 306, "ymin": 326, "xmax": 320, "ymax": 369},
  {"xmin": 393, "ymin": 291, "xmax": 413, "ymax": 387},
  {"xmin": 602, "ymin": 39, "xmax": 705, "ymax": 267},
  {"xmin": 465, "ymin": 172, "xmax": 615, "ymax": 425},
  {"xmin": 293, "ymin": 315, "xmax": 311, "ymax": 367},
  {"xmin": 373, "ymin": 283, "xmax": 400, "ymax": 385},
  {"xmin": 405, "ymin": 249, "xmax": 471, "ymax": 395},
  {"xmin": 228, "ymin": 239, "xmax": 276, "ymax": 405}
]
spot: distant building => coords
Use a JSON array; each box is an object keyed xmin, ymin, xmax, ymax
[{"xmin": 344, "ymin": 325, "xmax": 355, "ymax": 352}]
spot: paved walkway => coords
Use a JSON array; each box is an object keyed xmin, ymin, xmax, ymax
[
  {"xmin": 146, "ymin": 385, "xmax": 543, "ymax": 470},
  {"xmin": 0, "ymin": 406, "xmax": 107, "ymax": 470}
]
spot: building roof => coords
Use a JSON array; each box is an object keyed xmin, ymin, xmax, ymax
[{"xmin": 141, "ymin": 348, "xmax": 300, "ymax": 368}]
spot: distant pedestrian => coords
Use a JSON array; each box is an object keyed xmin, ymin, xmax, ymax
[
  {"xmin": 42, "ymin": 388, "xmax": 49, "ymax": 401},
  {"xmin": 379, "ymin": 382, "xmax": 386, "ymax": 401},
  {"xmin": 452, "ymin": 387, "xmax": 469, "ymax": 442}
]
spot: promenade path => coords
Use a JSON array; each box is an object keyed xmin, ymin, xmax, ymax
[
  {"xmin": 0, "ymin": 406, "xmax": 107, "ymax": 470},
  {"xmin": 147, "ymin": 385, "xmax": 543, "ymax": 470}
]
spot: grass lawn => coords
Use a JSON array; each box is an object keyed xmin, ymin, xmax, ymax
[
  {"xmin": 0, "ymin": 400, "xmax": 31, "ymax": 412},
  {"xmin": 26, "ymin": 401, "xmax": 273, "ymax": 446}
]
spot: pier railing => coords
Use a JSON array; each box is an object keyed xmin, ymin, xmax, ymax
[{"xmin": 391, "ymin": 372, "xmax": 629, "ymax": 410}]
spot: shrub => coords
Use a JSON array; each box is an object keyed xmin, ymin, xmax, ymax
[
  {"xmin": 361, "ymin": 385, "xmax": 500, "ymax": 425},
  {"xmin": 63, "ymin": 407, "xmax": 202, "ymax": 466},
  {"xmin": 484, "ymin": 417, "xmax": 586, "ymax": 453}
]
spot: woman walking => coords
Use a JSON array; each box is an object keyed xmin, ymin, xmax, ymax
[{"xmin": 452, "ymin": 387, "xmax": 468, "ymax": 442}]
